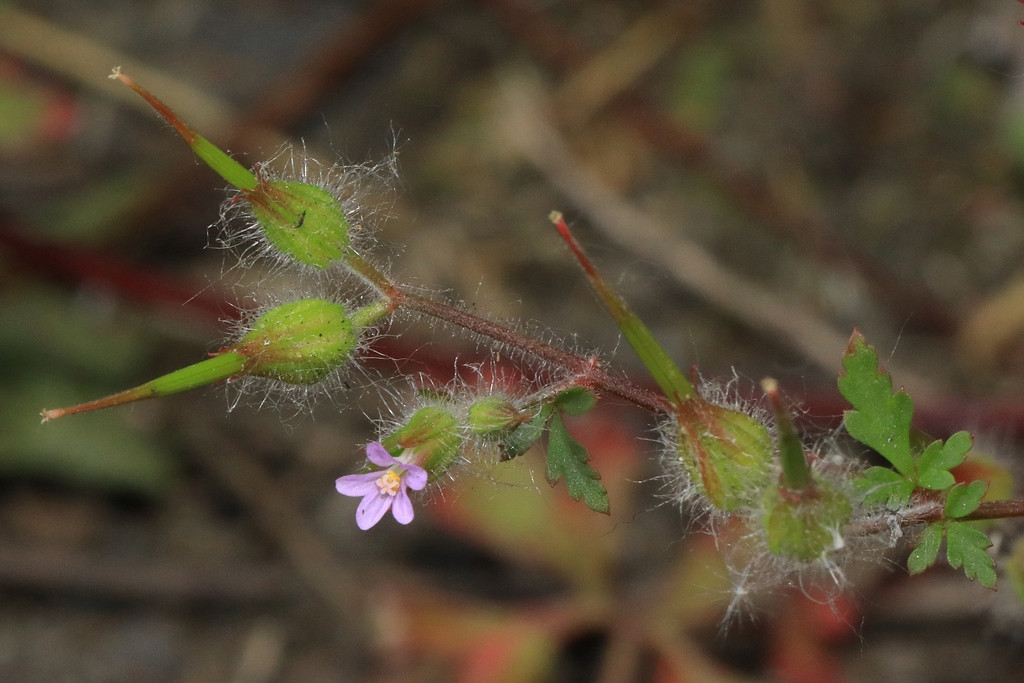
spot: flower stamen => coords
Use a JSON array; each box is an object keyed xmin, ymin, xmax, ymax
[{"xmin": 376, "ymin": 470, "xmax": 402, "ymax": 496}]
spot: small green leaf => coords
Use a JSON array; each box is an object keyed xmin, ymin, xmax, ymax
[
  {"xmin": 838, "ymin": 332, "xmax": 915, "ymax": 476},
  {"xmin": 907, "ymin": 522, "xmax": 944, "ymax": 575},
  {"xmin": 918, "ymin": 438, "xmax": 959, "ymax": 475},
  {"xmin": 553, "ymin": 388, "xmax": 597, "ymax": 416},
  {"xmin": 917, "ymin": 468, "xmax": 955, "ymax": 491},
  {"xmin": 546, "ymin": 413, "xmax": 609, "ymax": 514},
  {"xmin": 854, "ymin": 466, "xmax": 915, "ymax": 509},
  {"xmin": 917, "ymin": 432, "xmax": 972, "ymax": 490},
  {"xmin": 944, "ymin": 480, "xmax": 988, "ymax": 519},
  {"xmin": 945, "ymin": 521, "xmax": 996, "ymax": 588},
  {"xmin": 943, "ymin": 430, "xmax": 973, "ymax": 460}
]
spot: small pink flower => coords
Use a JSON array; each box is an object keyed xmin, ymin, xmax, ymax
[{"xmin": 336, "ymin": 442, "xmax": 428, "ymax": 529}]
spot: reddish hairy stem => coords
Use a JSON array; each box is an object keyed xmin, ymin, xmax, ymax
[
  {"xmin": 389, "ymin": 287, "xmax": 671, "ymax": 415},
  {"xmin": 111, "ymin": 68, "xmax": 198, "ymax": 146},
  {"xmin": 847, "ymin": 497, "xmax": 1024, "ymax": 538},
  {"xmin": 341, "ymin": 244, "xmax": 671, "ymax": 414},
  {"xmin": 346, "ymin": 227, "xmax": 1024, "ymax": 530},
  {"xmin": 549, "ymin": 211, "xmax": 694, "ymax": 403},
  {"xmin": 963, "ymin": 499, "xmax": 1024, "ymax": 522}
]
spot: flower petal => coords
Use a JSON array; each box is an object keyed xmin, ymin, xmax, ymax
[
  {"xmin": 403, "ymin": 464, "xmax": 428, "ymax": 490},
  {"xmin": 365, "ymin": 441, "xmax": 397, "ymax": 468},
  {"xmin": 391, "ymin": 488, "xmax": 415, "ymax": 525},
  {"xmin": 335, "ymin": 472, "xmax": 381, "ymax": 496},
  {"xmin": 355, "ymin": 492, "xmax": 392, "ymax": 530}
]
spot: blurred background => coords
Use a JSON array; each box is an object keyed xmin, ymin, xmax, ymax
[{"xmin": 4, "ymin": 0, "xmax": 1024, "ymax": 680}]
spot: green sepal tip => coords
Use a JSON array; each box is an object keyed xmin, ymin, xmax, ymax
[{"xmin": 381, "ymin": 405, "xmax": 461, "ymax": 481}]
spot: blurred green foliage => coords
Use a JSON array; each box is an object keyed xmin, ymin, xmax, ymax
[{"xmin": 0, "ymin": 288, "xmax": 177, "ymax": 499}]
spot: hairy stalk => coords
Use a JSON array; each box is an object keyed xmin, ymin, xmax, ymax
[
  {"xmin": 847, "ymin": 498, "xmax": 1024, "ymax": 538},
  {"xmin": 964, "ymin": 499, "xmax": 1024, "ymax": 522},
  {"xmin": 340, "ymin": 240, "xmax": 671, "ymax": 414},
  {"xmin": 342, "ymin": 247, "xmax": 404, "ymax": 300},
  {"xmin": 392, "ymin": 287, "xmax": 671, "ymax": 415},
  {"xmin": 550, "ymin": 211, "xmax": 694, "ymax": 405}
]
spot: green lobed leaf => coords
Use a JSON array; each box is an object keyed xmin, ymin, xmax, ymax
[
  {"xmin": 917, "ymin": 432, "xmax": 972, "ymax": 490},
  {"xmin": 917, "ymin": 468, "xmax": 956, "ymax": 491},
  {"xmin": 944, "ymin": 480, "xmax": 988, "ymax": 519},
  {"xmin": 854, "ymin": 466, "xmax": 915, "ymax": 509},
  {"xmin": 545, "ymin": 413, "xmax": 609, "ymax": 514},
  {"xmin": 945, "ymin": 521, "xmax": 996, "ymax": 588},
  {"xmin": 838, "ymin": 332, "xmax": 915, "ymax": 476},
  {"xmin": 907, "ymin": 522, "xmax": 944, "ymax": 575},
  {"xmin": 942, "ymin": 430, "xmax": 973, "ymax": 462}
]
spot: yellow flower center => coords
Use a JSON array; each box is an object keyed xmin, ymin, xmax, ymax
[{"xmin": 375, "ymin": 469, "xmax": 402, "ymax": 496}]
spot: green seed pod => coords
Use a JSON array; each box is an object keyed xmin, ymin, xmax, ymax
[
  {"xmin": 112, "ymin": 69, "xmax": 350, "ymax": 269},
  {"xmin": 41, "ymin": 298, "xmax": 390, "ymax": 422},
  {"xmin": 232, "ymin": 298, "xmax": 358, "ymax": 384},
  {"xmin": 246, "ymin": 179, "xmax": 350, "ymax": 268},
  {"xmin": 381, "ymin": 405, "xmax": 461, "ymax": 481},
  {"xmin": 762, "ymin": 478, "xmax": 852, "ymax": 561},
  {"xmin": 673, "ymin": 397, "xmax": 774, "ymax": 512},
  {"xmin": 467, "ymin": 396, "xmax": 527, "ymax": 436}
]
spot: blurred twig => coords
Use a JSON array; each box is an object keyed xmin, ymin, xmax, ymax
[
  {"xmin": 554, "ymin": 4, "xmax": 688, "ymax": 124},
  {"xmin": 0, "ymin": 6, "xmax": 263, "ymax": 145},
  {"xmin": 183, "ymin": 421, "xmax": 367, "ymax": 633},
  {"xmin": 0, "ymin": 544, "xmax": 294, "ymax": 604},
  {"xmin": 247, "ymin": 0, "xmax": 445, "ymax": 131},
  {"xmin": 0, "ymin": 1, "xmax": 440, "ymax": 249},
  {"xmin": 499, "ymin": 73, "xmax": 940, "ymax": 399},
  {"xmin": 0, "ymin": 212, "xmax": 230, "ymax": 324},
  {"xmin": 481, "ymin": 0, "xmax": 953, "ymax": 335}
]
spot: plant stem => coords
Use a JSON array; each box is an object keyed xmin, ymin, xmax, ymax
[
  {"xmin": 762, "ymin": 378, "xmax": 811, "ymax": 490},
  {"xmin": 391, "ymin": 287, "xmax": 671, "ymax": 415},
  {"xmin": 846, "ymin": 497, "xmax": 1024, "ymax": 537},
  {"xmin": 41, "ymin": 351, "xmax": 247, "ymax": 422},
  {"xmin": 963, "ymin": 499, "xmax": 1024, "ymax": 522},
  {"xmin": 342, "ymin": 241, "xmax": 672, "ymax": 414},
  {"xmin": 550, "ymin": 211, "xmax": 694, "ymax": 404},
  {"xmin": 343, "ymin": 247, "xmax": 403, "ymax": 300}
]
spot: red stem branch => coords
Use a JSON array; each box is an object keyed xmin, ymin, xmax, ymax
[{"xmin": 390, "ymin": 287, "xmax": 671, "ymax": 415}]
